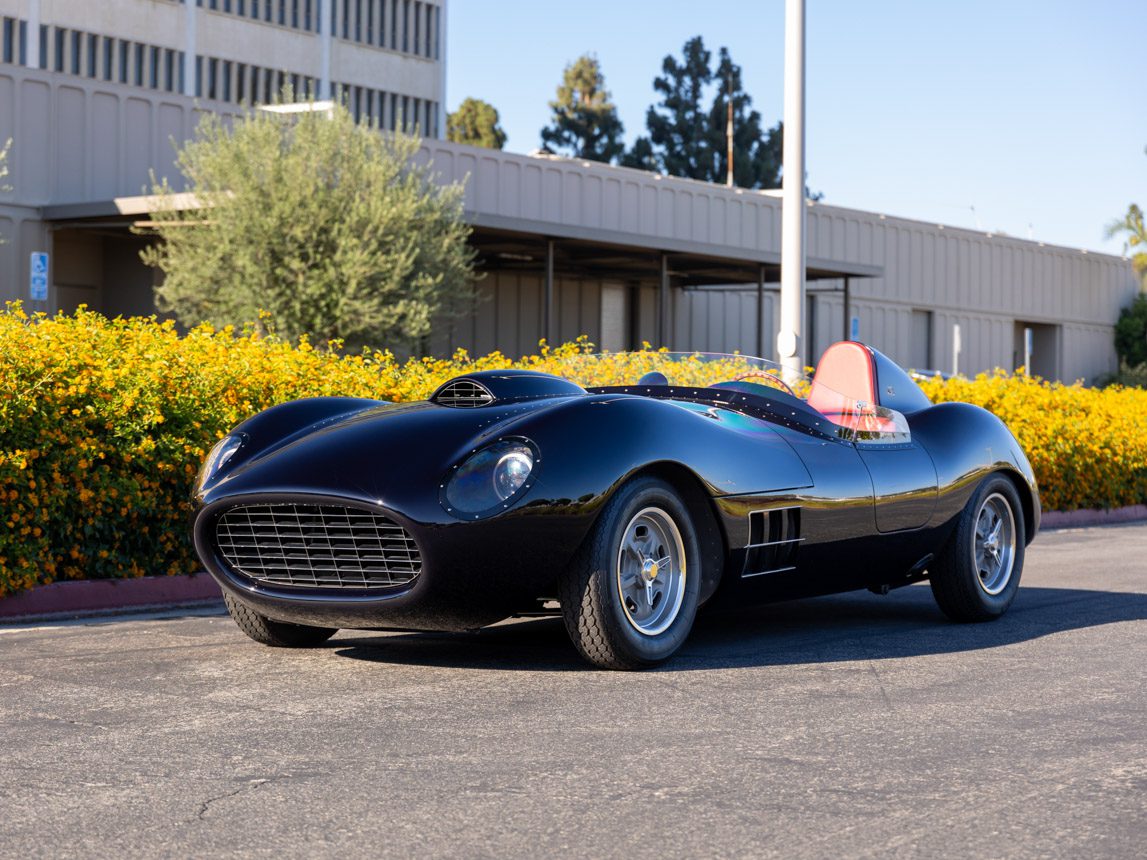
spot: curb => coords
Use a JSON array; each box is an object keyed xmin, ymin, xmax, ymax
[
  {"xmin": 1040, "ymin": 505, "xmax": 1147, "ymax": 530},
  {"xmin": 0, "ymin": 573, "xmax": 222, "ymax": 623}
]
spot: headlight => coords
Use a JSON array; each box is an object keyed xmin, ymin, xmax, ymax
[
  {"xmin": 197, "ymin": 433, "xmax": 244, "ymax": 488},
  {"xmin": 443, "ymin": 439, "xmax": 537, "ymax": 518}
]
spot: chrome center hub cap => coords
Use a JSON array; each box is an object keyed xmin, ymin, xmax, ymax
[{"xmin": 641, "ymin": 558, "xmax": 660, "ymax": 582}]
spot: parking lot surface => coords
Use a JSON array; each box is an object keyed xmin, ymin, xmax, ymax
[{"xmin": 2, "ymin": 523, "xmax": 1145, "ymax": 858}]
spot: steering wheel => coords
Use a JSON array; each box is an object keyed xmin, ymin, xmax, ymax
[{"xmin": 734, "ymin": 371, "xmax": 796, "ymax": 397}]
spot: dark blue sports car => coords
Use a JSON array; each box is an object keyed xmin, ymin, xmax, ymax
[{"xmin": 193, "ymin": 341, "xmax": 1039, "ymax": 669}]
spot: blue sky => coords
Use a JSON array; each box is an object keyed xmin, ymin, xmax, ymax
[{"xmin": 445, "ymin": 0, "xmax": 1146, "ymax": 255}]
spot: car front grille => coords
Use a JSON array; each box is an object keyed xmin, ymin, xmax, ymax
[{"xmin": 214, "ymin": 502, "xmax": 421, "ymax": 590}]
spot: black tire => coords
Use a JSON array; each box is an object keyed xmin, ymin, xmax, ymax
[
  {"xmin": 930, "ymin": 474, "xmax": 1026, "ymax": 622},
  {"xmin": 558, "ymin": 476, "xmax": 702, "ymax": 670},
  {"xmin": 223, "ymin": 592, "xmax": 338, "ymax": 648}
]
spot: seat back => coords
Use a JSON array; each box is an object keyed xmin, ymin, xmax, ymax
[{"xmin": 807, "ymin": 341, "xmax": 877, "ymax": 423}]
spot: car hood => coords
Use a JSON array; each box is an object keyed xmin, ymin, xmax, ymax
[{"xmin": 199, "ymin": 395, "xmax": 584, "ymax": 519}]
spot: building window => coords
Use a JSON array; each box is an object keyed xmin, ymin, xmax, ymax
[
  {"xmin": 236, "ymin": 63, "xmax": 246, "ymax": 102},
  {"xmin": 390, "ymin": 0, "xmax": 397, "ymax": 49},
  {"xmin": 413, "ymin": 2, "xmax": 420, "ymax": 57},
  {"xmin": 69, "ymin": 30, "xmax": 81, "ymax": 75},
  {"xmin": 402, "ymin": 0, "xmax": 409, "ymax": 52},
  {"xmin": 222, "ymin": 60, "xmax": 232, "ymax": 101},
  {"xmin": 133, "ymin": 42, "xmax": 144, "ymax": 85},
  {"xmin": 2, "ymin": 18, "xmax": 13, "ymax": 65},
  {"xmin": 53, "ymin": 27, "xmax": 64, "ymax": 72},
  {"xmin": 120, "ymin": 40, "xmax": 130, "ymax": 83},
  {"xmin": 87, "ymin": 33, "xmax": 98, "ymax": 77},
  {"xmin": 433, "ymin": 4, "xmax": 440, "ymax": 59},
  {"xmin": 103, "ymin": 36, "xmax": 113, "ymax": 80},
  {"xmin": 207, "ymin": 57, "xmax": 218, "ymax": 99},
  {"xmin": 150, "ymin": 45, "xmax": 160, "ymax": 88}
]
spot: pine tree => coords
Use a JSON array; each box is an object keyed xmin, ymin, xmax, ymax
[
  {"xmin": 446, "ymin": 98, "xmax": 507, "ymax": 150},
  {"xmin": 641, "ymin": 36, "xmax": 713, "ymax": 180},
  {"xmin": 540, "ymin": 55, "xmax": 625, "ymax": 163}
]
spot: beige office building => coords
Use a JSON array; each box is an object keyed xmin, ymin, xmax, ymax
[{"xmin": 0, "ymin": 0, "xmax": 1138, "ymax": 382}]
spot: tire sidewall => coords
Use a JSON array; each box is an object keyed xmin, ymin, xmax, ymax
[
  {"xmin": 963, "ymin": 476, "xmax": 1026, "ymax": 616},
  {"xmin": 591, "ymin": 477, "xmax": 702, "ymax": 665}
]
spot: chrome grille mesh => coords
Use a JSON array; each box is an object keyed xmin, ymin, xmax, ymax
[
  {"xmin": 434, "ymin": 379, "xmax": 494, "ymax": 408},
  {"xmin": 214, "ymin": 503, "xmax": 421, "ymax": 589}
]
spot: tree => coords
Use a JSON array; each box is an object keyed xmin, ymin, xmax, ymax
[
  {"xmin": 708, "ymin": 48, "xmax": 782, "ymax": 189},
  {"xmin": 1114, "ymin": 293, "xmax": 1147, "ymax": 367},
  {"xmin": 1105, "ymin": 201, "xmax": 1147, "ymax": 291},
  {"xmin": 447, "ymin": 98, "xmax": 507, "ymax": 150},
  {"xmin": 540, "ymin": 55, "xmax": 625, "ymax": 163},
  {"xmin": 638, "ymin": 36, "xmax": 713, "ymax": 180},
  {"xmin": 141, "ymin": 102, "xmax": 476, "ymax": 351},
  {"xmin": 625, "ymin": 37, "xmax": 793, "ymax": 192}
]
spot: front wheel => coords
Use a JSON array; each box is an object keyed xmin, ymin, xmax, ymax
[
  {"xmin": 930, "ymin": 475, "xmax": 1026, "ymax": 622},
  {"xmin": 559, "ymin": 476, "xmax": 702, "ymax": 670},
  {"xmin": 223, "ymin": 593, "xmax": 338, "ymax": 648}
]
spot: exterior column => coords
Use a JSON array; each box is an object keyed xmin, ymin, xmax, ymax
[
  {"xmin": 757, "ymin": 265, "xmax": 766, "ymax": 358},
  {"xmin": 658, "ymin": 253, "xmax": 669, "ymax": 348},
  {"xmin": 24, "ymin": 0, "xmax": 40, "ymax": 68},
  {"xmin": 183, "ymin": 0, "xmax": 197, "ymax": 97},
  {"xmin": 319, "ymin": 0, "xmax": 333, "ymax": 100},
  {"xmin": 437, "ymin": 0, "xmax": 448, "ymax": 138},
  {"xmin": 544, "ymin": 239, "xmax": 555, "ymax": 345},
  {"xmin": 843, "ymin": 277, "xmax": 851, "ymax": 341},
  {"xmin": 779, "ymin": 0, "xmax": 806, "ymax": 376}
]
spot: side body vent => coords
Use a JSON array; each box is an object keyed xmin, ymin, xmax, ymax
[
  {"xmin": 434, "ymin": 378, "xmax": 495, "ymax": 408},
  {"xmin": 743, "ymin": 506, "xmax": 802, "ymax": 577}
]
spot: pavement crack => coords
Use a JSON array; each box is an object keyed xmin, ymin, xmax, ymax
[
  {"xmin": 194, "ymin": 773, "xmax": 291, "ymax": 822},
  {"xmin": 867, "ymin": 660, "xmax": 894, "ymax": 712},
  {"xmin": 32, "ymin": 711, "xmax": 109, "ymax": 731}
]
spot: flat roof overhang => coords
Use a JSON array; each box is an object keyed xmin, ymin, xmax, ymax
[
  {"xmin": 42, "ymin": 198, "xmax": 884, "ymax": 287},
  {"xmin": 467, "ymin": 214, "xmax": 882, "ymax": 287}
]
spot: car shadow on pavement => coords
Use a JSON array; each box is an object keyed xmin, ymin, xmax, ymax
[{"xmin": 330, "ymin": 585, "xmax": 1147, "ymax": 672}]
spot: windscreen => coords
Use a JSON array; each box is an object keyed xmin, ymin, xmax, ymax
[{"xmin": 546, "ymin": 351, "xmax": 909, "ymax": 444}]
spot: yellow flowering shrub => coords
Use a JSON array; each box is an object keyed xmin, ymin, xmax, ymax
[
  {"xmin": 918, "ymin": 372, "xmax": 1147, "ymax": 513},
  {"xmin": 0, "ymin": 305, "xmax": 1144, "ymax": 597}
]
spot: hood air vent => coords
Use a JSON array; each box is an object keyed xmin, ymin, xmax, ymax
[{"xmin": 434, "ymin": 378, "xmax": 495, "ymax": 408}]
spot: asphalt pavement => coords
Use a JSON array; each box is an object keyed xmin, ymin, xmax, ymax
[{"xmin": 1, "ymin": 523, "xmax": 1145, "ymax": 859}]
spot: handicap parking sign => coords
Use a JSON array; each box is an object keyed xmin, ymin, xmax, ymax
[{"xmin": 30, "ymin": 252, "xmax": 48, "ymax": 301}]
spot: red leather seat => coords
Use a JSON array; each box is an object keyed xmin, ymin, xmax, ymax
[{"xmin": 808, "ymin": 342, "xmax": 896, "ymax": 433}]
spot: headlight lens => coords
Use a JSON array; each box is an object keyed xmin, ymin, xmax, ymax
[
  {"xmin": 197, "ymin": 434, "xmax": 244, "ymax": 487},
  {"xmin": 444, "ymin": 439, "xmax": 536, "ymax": 517}
]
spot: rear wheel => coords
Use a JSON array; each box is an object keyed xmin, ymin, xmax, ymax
[
  {"xmin": 223, "ymin": 593, "xmax": 338, "ymax": 648},
  {"xmin": 930, "ymin": 475, "xmax": 1026, "ymax": 622},
  {"xmin": 559, "ymin": 476, "xmax": 701, "ymax": 670}
]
